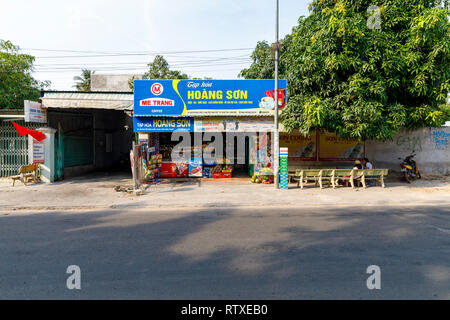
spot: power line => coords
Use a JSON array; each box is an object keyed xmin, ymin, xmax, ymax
[
  {"xmin": 33, "ymin": 61, "xmax": 252, "ymax": 71},
  {"xmin": 31, "ymin": 54, "xmax": 254, "ymax": 72},
  {"xmin": 23, "ymin": 47, "xmax": 254, "ymax": 54},
  {"xmin": 27, "ymin": 47, "xmax": 254, "ymax": 59},
  {"xmin": 2, "ymin": 47, "xmax": 255, "ymax": 81},
  {"xmin": 33, "ymin": 62, "xmax": 252, "ymax": 72},
  {"xmin": 33, "ymin": 55, "xmax": 252, "ymax": 67}
]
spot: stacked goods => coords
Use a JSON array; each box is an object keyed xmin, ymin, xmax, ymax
[
  {"xmin": 210, "ymin": 164, "xmax": 233, "ymax": 178},
  {"xmin": 221, "ymin": 165, "xmax": 232, "ymax": 178},
  {"xmin": 222, "ymin": 165, "xmax": 232, "ymax": 173},
  {"xmin": 212, "ymin": 164, "xmax": 223, "ymax": 178},
  {"xmin": 250, "ymin": 167, "xmax": 273, "ymax": 184},
  {"xmin": 145, "ymin": 154, "xmax": 162, "ymax": 183},
  {"xmin": 203, "ymin": 167, "xmax": 213, "ymax": 178},
  {"xmin": 145, "ymin": 168, "xmax": 160, "ymax": 179},
  {"xmin": 250, "ymin": 175, "xmax": 261, "ymax": 184},
  {"xmin": 260, "ymin": 167, "xmax": 274, "ymax": 184},
  {"xmin": 261, "ymin": 175, "xmax": 274, "ymax": 184}
]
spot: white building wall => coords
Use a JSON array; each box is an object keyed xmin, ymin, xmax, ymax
[
  {"xmin": 366, "ymin": 126, "xmax": 450, "ymax": 175},
  {"xmin": 91, "ymin": 74, "xmax": 141, "ymax": 92}
]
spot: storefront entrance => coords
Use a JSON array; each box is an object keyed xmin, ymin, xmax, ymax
[{"xmin": 137, "ymin": 130, "xmax": 273, "ymax": 180}]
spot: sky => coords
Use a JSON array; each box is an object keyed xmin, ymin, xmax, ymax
[{"xmin": 0, "ymin": 0, "xmax": 310, "ymax": 90}]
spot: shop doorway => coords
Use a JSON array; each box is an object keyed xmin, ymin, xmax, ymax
[{"xmin": 138, "ymin": 131, "xmax": 271, "ymax": 179}]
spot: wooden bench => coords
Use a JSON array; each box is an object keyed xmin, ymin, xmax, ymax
[
  {"xmin": 288, "ymin": 167, "xmax": 309, "ymax": 183},
  {"xmin": 333, "ymin": 169, "xmax": 356, "ymax": 188},
  {"xmin": 319, "ymin": 169, "xmax": 334, "ymax": 189},
  {"xmin": 295, "ymin": 169, "xmax": 340, "ymax": 189},
  {"xmin": 333, "ymin": 169, "xmax": 388, "ymax": 189},
  {"xmin": 295, "ymin": 169, "xmax": 321, "ymax": 189},
  {"xmin": 357, "ymin": 169, "xmax": 389, "ymax": 188},
  {"xmin": 294, "ymin": 168, "xmax": 389, "ymax": 189},
  {"xmin": 11, "ymin": 164, "xmax": 40, "ymax": 186},
  {"xmin": 331, "ymin": 169, "xmax": 389, "ymax": 189}
]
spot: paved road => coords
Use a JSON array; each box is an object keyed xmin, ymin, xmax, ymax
[{"xmin": 0, "ymin": 204, "xmax": 449, "ymax": 299}]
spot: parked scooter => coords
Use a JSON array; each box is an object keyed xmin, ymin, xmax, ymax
[{"xmin": 399, "ymin": 152, "xmax": 421, "ymax": 183}]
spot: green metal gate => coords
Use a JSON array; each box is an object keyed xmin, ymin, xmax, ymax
[
  {"xmin": 64, "ymin": 136, "xmax": 93, "ymax": 167},
  {"xmin": 55, "ymin": 124, "xmax": 64, "ymax": 181},
  {"xmin": 0, "ymin": 120, "xmax": 42, "ymax": 177}
]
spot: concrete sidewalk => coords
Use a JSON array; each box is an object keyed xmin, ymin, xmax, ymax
[{"xmin": 0, "ymin": 172, "xmax": 449, "ymax": 211}]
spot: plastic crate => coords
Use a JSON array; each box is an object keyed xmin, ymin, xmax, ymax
[{"xmin": 212, "ymin": 172, "xmax": 223, "ymax": 179}]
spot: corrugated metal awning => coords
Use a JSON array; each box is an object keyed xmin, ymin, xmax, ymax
[
  {"xmin": 41, "ymin": 92, "xmax": 133, "ymax": 111},
  {"xmin": 0, "ymin": 110, "xmax": 25, "ymax": 121}
]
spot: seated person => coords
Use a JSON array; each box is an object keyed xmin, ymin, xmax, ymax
[
  {"xmin": 353, "ymin": 160, "xmax": 363, "ymax": 170},
  {"xmin": 362, "ymin": 157, "xmax": 376, "ymax": 186},
  {"xmin": 362, "ymin": 157, "xmax": 374, "ymax": 169},
  {"xmin": 340, "ymin": 160, "xmax": 362, "ymax": 186},
  {"xmin": 352, "ymin": 160, "xmax": 363, "ymax": 186}
]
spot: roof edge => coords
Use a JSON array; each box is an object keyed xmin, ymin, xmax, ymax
[{"xmin": 42, "ymin": 90, "xmax": 133, "ymax": 96}]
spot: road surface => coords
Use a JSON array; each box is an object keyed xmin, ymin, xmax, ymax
[{"xmin": 0, "ymin": 204, "xmax": 449, "ymax": 299}]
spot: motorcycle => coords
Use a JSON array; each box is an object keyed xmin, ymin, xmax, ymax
[{"xmin": 399, "ymin": 152, "xmax": 421, "ymax": 183}]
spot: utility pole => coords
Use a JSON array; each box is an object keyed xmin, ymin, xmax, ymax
[
  {"xmin": 274, "ymin": 0, "xmax": 280, "ymax": 189},
  {"xmin": 132, "ymin": 141, "xmax": 138, "ymax": 191}
]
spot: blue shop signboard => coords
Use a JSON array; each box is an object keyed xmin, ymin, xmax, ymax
[
  {"xmin": 133, "ymin": 79, "xmax": 287, "ymax": 116},
  {"xmin": 133, "ymin": 116, "xmax": 194, "ymax": 132}
]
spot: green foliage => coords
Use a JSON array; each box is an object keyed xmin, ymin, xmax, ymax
[
  {"xmin": 128, "ymin": 55, "xmax": 188, "ymax": 90},
  {"xmin": 241, "ymin": 0, "xmax": 450, "ymax": 140},
  {"xmin": 0, "ymin": 40, "xmax": 49, "ymax": 110},
  {"xmin": 73, "ymin": 69, "xmax": 94, "ymax": 91},
  {"xmin": 239, "ymin": 39, "xmax": 290, "ymax": 79},
  {"xmin": 440, "ymin": 102, "xmax": 450, "ymax": 121}
]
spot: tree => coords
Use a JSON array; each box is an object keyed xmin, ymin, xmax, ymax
[
  {"xmin": 0, "ymin": 40, "xmax": 49, "ymax": 110},
  {"xmin": 73, "ymin": 69, "xmax": 94, "ymax": 91},
  {"xmin": 241, "ymin": 0, "xmax": 450, "ymax": 140},
  {"xmin": 239, "ymin": 40, "xmax": 289, "ymax": 79},
  {"xmin": 128, "ymin": 55, "xmax": 188, "ymax": 90}
]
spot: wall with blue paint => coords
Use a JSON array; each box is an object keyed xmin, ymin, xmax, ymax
[{"xmin": 366, "ymin": 126, "xmax": 450, "ymax": 175}]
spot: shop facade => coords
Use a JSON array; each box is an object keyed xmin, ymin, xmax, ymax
[{"xmin": 132, "ymin": 79, "xmax": 287, "ymax": 182}]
